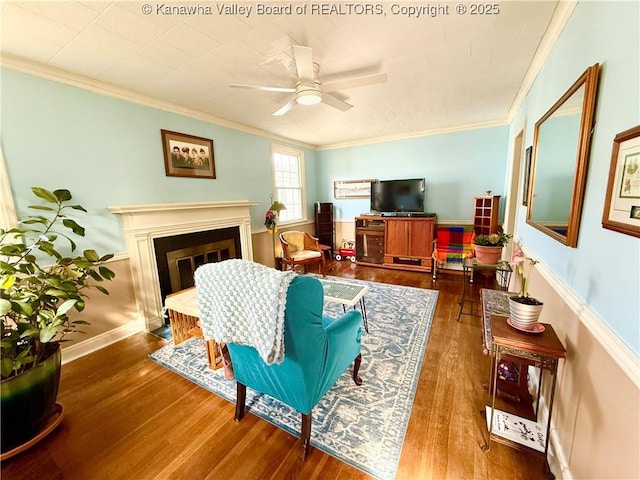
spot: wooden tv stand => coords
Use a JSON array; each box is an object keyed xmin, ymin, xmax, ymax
[{"xmin": 355, "ymin": 215, "xmax": 436, "ymax": 273}]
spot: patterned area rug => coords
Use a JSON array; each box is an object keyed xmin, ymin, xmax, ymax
[{"xmin": 149, "ymin": 277, "xmax": 438, "ymax": 480}]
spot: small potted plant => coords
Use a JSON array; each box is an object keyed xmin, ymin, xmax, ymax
[
  {"xmin": 472, "ymin": 232, "xmax": 512, "ymax": 264},
  {"xmin": 1, "ymin": 187, "xmax": 114, "ymax": 456},
  {"xmin": 508, "ymin": 247, "xmax": 543, "ymax": 331}
]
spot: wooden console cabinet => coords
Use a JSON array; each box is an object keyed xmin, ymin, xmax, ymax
[{"xmin": 356, "ymin": 215, "xmax": 436, "ymax": 273}]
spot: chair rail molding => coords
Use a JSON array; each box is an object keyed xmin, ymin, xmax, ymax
[{"xmin": 521, "ymin": 245, "xmax": 640, "ymax": 388}]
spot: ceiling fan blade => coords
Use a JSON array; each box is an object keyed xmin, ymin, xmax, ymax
[
  {"xmin": 322, "ymin": 93, "xmax": 353, "ymax": 112},
  {"xmin": 230, "ymin": 84, "xmax": 295, "ymax": 93},
  {"xmin": 292, "ymin": 45, "xmax": 315, "ymax": 85},
  {"xmin": 272, "ymin": 98, "xmax": 297, "ymax": 116},
  {"xmin": 322, "ymin": 73, "xmax": 388, "ymax": 92}
]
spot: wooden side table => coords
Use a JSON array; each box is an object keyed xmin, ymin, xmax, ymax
[
  {"xmin": 164, "ymin": 287, "xmax": 223, "ymax": 370},
  {"xmin": 480, "ymin": 289, "xmax": 537, "ymax": 411},
  {"xmin": 482, "ymin": 314, "xmax": 566, "ymax": 465},
  {"xmin": 457, "ymin": 258, "xmax": 512, "ymax": 320},
  {"xmin": 319, "ymin": 279, "xmax": 370, "ymax": 333}
]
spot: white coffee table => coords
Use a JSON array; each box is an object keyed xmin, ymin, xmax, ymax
[{"xmin": 319, "ymin": 279, "xmax": 370, "ymax": 333}]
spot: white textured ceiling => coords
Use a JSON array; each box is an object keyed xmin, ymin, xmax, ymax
[{"xmin": 0, "ymin": 1, "xmax": 559, "ymax": 147}]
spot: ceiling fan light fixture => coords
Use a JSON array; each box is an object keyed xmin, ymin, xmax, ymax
[
  {"xmin": 296, "ymin": 89, "xmax": 323, "ymax": 105},
  {"xmin": 232, "ymin": 45, "xmax": 387, "ymax": 115}
]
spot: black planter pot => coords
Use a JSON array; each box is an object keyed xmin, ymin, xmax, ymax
[{"xmin": 1, "ymin": 343, "xmax": 62, "ymax": 453}]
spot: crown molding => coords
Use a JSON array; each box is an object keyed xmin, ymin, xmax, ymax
[
  {"xmin": 317, "ymin": 3, "xmax": 590, "ymax": 156},
  {"xmin": 317, "ymin": 119, "xmax": 509, "ymax": 151},
  {"xmin": 2, "ymin": 54, "xmax": 518, "ymax": 153},
  {"xmin": 1, "ymin": 0, "xmax": 577, "ymax": 156},
  {"xmin": 506, "ymin": 0, "xmax": 578, "ymax": 122},
  {"xmin": 0, "ymin": 54, "xmax": 317, "ymax": 151}
]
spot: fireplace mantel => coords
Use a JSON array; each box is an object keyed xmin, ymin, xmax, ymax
[{"xmin": 110, "ymin": 200, "xmax": 258, "ymax": 331}]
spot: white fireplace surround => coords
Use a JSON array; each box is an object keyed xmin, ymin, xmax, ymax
[{"xmin": 109, "ymin": 200, "xmax": 258, "ymax": 332}]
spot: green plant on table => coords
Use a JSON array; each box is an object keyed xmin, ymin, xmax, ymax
[
  {"xmin": 473, "ymin": 232, "xmax": 512, "ymax": 247},
  {"xmin": 0, "ymin": 187, "xmax": 115, "ymax": 380}
]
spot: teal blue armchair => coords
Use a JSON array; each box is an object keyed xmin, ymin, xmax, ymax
[{"xmin": 227, "ymin": 275, "xmax": 363, "ymax": 460}]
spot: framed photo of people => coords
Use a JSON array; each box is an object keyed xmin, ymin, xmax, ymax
[{"xmin": 161, "ymin": 129, "xmax": 216, "ymax": 179}]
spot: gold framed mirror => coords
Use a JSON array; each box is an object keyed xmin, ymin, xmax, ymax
[{"xmin": 526, "ymin": 63, "xmax": 600, "ymax": 247}]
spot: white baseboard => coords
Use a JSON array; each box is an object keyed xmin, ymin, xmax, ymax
[
  {"xmin": 526, "ymin": 367, "xmax": 573, "ymax": 479},
  {"xmin": 61, "ymin": 321, "xmax": 144, "ymax": 365}
]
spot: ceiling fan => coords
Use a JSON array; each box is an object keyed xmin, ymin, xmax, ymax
[{"xmin": 230, "ymin": 45, "xmax": 387, "ymax": 116}]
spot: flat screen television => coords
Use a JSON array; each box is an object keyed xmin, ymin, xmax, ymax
[{"xmin": 370, "ymin": 178, "xmax": 425, "ymax": 214}]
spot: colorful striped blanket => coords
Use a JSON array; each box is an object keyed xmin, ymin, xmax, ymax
[{"xmin": 433, "ymin": 226, "xmax": 474, "ymax": 264}]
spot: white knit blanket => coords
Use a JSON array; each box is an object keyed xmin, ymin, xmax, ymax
[{"xmin": 194, "ymin": 259, "xmax": 296, "ymax": 365}]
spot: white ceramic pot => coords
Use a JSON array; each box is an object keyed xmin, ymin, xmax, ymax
[{"xmin": 508, "ymin": 296, "xmax": 544, "ymax": 329}]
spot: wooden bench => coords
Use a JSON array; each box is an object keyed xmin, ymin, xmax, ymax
[{"xmin": 164, "ymin": 287, "xmax": 223, "ymax": 370}]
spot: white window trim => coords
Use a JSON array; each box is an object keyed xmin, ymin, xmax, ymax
[{"xmin": 271, "ymin": 144, "xmax": 306, "ymax": 225}]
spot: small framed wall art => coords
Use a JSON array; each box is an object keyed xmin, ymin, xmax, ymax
[
  {"xmin": 334, "ymin": 179, "xmax": 376, "ymax": 199},
  {"xmin": 161, "ymin": 129, "xmax": 216, "ymax": 179},
  {"xmin": 602, "ymin": 125, "xmax": 640, "ymax": 237}
]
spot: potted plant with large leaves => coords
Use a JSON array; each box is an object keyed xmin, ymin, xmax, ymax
[
  {"xmin": 0, "ymin": 187, "xmax": 115, "ymax": 456},
  {"xmin": 508, "ymin": 247, "xmax": 543, "ymax": 332}
]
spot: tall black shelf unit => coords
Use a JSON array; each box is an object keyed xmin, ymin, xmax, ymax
[{"xmin": 314, "ymin": 202, "xmax": 334, "ymax": 252}]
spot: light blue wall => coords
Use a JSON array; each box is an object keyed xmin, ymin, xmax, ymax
[
  {"xmin": 317, "ymin": 126, "xmax": 509, "ymax": 221},
  {"xmin": 1, "ymin": 69, "xmax": 317, "ymax": 255},
  {"xmin": 510, "ymin": 0, "xmax": 640, "ymax": 353}
]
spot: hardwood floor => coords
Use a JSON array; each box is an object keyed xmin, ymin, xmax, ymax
[{"xmin": 1, "ymin": 262, "xmax": 549, "ymax": 480}]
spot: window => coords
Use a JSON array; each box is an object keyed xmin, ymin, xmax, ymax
[{"xmin": 272, "ymin": 145, "xmax": 305, "ymax": 223}]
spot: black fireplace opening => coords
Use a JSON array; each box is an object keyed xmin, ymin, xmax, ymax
[{"xmin": 154, "ymin": 227, "xmax": 241, "ymax": 324}]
